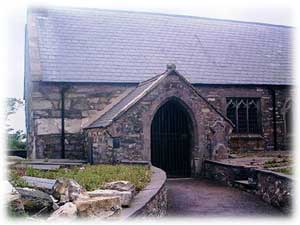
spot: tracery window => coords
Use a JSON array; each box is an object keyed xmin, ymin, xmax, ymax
[{"xmin": 226, "ymin": 98, "xmax": 261, "ymax": 134}]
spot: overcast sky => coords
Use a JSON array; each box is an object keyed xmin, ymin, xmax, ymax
[{"xmin": 0, "ymin": 0, "xmax": 296, "ymax": 131}]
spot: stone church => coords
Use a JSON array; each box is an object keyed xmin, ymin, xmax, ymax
[{"xmin": 24, "ymin": 7, "xmax": 293, "ymax": 176}]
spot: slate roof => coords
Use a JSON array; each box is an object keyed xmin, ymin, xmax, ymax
[{"xmin": 28, "ymin": 7, "xmax": 293, "ymax": 85}]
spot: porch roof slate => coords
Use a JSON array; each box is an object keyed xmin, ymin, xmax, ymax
[
  {"xmin": 87, "ymin": 66, "xmax": 234, "ymax": 129},
  {"xmin": 87, "ymin": 71, "xmax": 167, "ymax": 128},
  {"xmin": 28, "ymin": 7, "xmax": 293, "ymax": 85}
]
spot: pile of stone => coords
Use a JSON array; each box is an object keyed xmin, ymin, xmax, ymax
[{"xmin": 6, "ymin": 178, "xmax": 136, "ymax": 220}]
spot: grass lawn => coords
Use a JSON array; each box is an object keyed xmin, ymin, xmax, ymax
[{"xmin": 9, "ymin": 164, "xmax": 151, "ymax": 191}]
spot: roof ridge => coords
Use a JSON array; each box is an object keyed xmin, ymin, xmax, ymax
[
  {"xmin": 138, "ymin": 71, "xmax": 167, "ymax": 87},
  {"xmin": 28, "ymin": 6, "xmax": 293, "ymax": 28}
]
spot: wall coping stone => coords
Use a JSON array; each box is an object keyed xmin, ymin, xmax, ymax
[
  {"xmin": 120, "ymin": 160, "xmax": 150, "ymax": 166},
  {"xmin": 120, "ymin": 166, "xmax": 166, "ymax": 219},
  {"xmin": 229, "ymin": 134, "xmax": 264, "ymax": 139},
  {"xmin": 254, "ymin": 168, "xmax": 293, "ymax": 180},
  {"xmin": 205, "ymin": 159, "xmax": 293, "ymax": 181},
  {"xmin": 205, "ymin": 159, "xmax": 294, "ymax": 181},
  {"xmin": 205, "ymin": 159, "xmax": 255, "ymax": 170}
]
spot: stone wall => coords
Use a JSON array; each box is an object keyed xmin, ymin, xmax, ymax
[
  {"xmin": 195, "ymin": 85, "xmax": 293, "ymax": 152},
  {"xmin": 255, "ymin": 169, "xmax": 292, "ymax": 214},
  {"xmin": 25, "ymin": 80, "xmax": 292, "ymax": 159},
  {"xmin": 25, "ymin": 81, "xmax": 136, "ymax": 159},
  {"xmin": 121, "ymin": 166, "xmax": 167, "ymax": 218},
  {"xmin": 135, "ymin": 184, "xmax": 167, "ymax": 217},
  {"xmin": 203, "ymin": 160, "xmax": 251, "ymax": 186},
  {"xmin": 203, "ymin": 160, "xmax": 293, "ymax": 213},
  {"xmin": 85, "ymin": 73, "xmax": 232, "ymax": 175}
]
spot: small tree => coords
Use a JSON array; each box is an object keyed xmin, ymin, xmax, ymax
[
  {"xmin": 7, "ymin": 130, "xmax": 26, "ymax": 150},
  {"xmin": 5, "ymin": 98, "xmax": 26, "ymax": 150}
]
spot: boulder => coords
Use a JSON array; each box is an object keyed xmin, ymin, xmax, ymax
[
  {"xmin": 6, "ymin": 181, "xmax": 20, "ymax": 202},
  {"xmin": 52, "ymin": 179, "xmax": 68, "ymax": 200},
  {"xmin": 52, "ymin": 179, "xmax": 89, "ymax": 203},
  {"xmin": 48, "ymin": 202, "xmax": 77, "ymax": 220},
  {"xmin": 67, "ymin": 179, "xmax": 89, "ymax": 202},
  {"xmin": 103, "ymin": 181, "xmax": 136, "ymax": 193},
  {"xmin": 88, "ymin": 189, "xmax": 133, "ymax": 207},
  {"xmin": 5, "ymin": 181, "xmax": 25, "ymax": 216},
  {"xmin": 75, "ymin": 196, "xmax": 121, "ymax": 218},
  {"xmin": 16, "ymin": 187, "xmax": 53, "ymax": 215}
]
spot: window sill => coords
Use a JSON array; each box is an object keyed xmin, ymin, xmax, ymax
[{"xmin": 229, "ymin": 134, "xmax": 264, "ymax": 139}]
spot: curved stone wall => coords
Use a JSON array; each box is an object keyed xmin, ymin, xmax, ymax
[
  {"xmin": 120, "ymin": 166, "xmax": 167, "ymax": 218},
  {"xmin": 203, "ymin": 160, "xmax": 293, "ymax": 213},
  {"xmin": 254, "ymin": 169, "xmax": 292, "ymax": 214}
]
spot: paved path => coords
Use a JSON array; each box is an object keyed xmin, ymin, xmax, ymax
[{"xmin": 167, "ymin": 178, "xmax": 284, "ymax": 217}]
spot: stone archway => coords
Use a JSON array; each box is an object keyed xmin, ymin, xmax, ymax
[{"xmin": 151, "ymin": 99, "xmax": 193, "ymax": 177}]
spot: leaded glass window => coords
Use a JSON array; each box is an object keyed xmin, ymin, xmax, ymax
[{"xmin": 226, "ymin": 98, "xmax": 261, "ymax": 134}]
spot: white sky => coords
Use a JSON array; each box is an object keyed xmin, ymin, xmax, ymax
[{"xmin": 0, "ymin": 0, "xmax": 297, "ymax": 131}]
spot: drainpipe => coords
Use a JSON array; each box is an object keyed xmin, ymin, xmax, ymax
[
  {"xmin": 60, "ymin": 84, "xmax": 69, "ymax": 159},
  {"xmin": 270, "ymin": 88, "xmax": 278, "ymax": 151}
]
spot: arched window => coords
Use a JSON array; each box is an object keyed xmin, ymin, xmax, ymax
[
  {"xmin": 237, "ymin": 100, "xmax": 248, "ymax": 133},
  {"xmin": 248, "ymin": 100, "xmax": 259, "ymax": 133},
  {"xmin": 226, "ymin": 98, "xmax": 261, "ymax": 134}
]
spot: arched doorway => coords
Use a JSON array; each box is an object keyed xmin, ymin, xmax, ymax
[{"xmin": 151, "ymin": 99, "xmax": 193, "ymax": 177}]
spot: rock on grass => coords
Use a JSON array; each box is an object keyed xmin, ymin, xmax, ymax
[{"xmin": 75, "ymin": 196, "xmax": 121, "ymax": 218}]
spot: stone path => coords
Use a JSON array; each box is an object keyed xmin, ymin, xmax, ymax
[{"xmin": 167, "ymin": 178, "xmax": 284, "ymax": 217}]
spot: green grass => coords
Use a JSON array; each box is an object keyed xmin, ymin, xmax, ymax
[
  {"xmin": 273, "ymin": 167, "xmax": 293, "ymax": 175},
  {"xmin": 9, "ymin": 170, "xmax": 30, "ymax": 188},
  {"xmin": 263, "ymin": 158, "xmax": 292, "ymax": 169},
  {"xmin": 9, "ymin": 164, "xmax": 151, "ymax": 192}
]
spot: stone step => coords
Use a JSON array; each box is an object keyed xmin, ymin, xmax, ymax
[
  {"xmin": 22, "ymin": 159, "xmax": 86, "ymax": 163},
  {"xmin": 28, "ymin": 164, "xmax": 62, "ymax": 170},
  {"xmin": 20, "ymin": 159, "xmax": 87, "ymax": 166}
]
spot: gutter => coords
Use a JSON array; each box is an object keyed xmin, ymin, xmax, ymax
[
  {"xmin": 60, "ymin": 84, "xmax": 70, "ymax": 159},
  {"xmin": 270, "ymin": 88, "xmax": 278, "ymax": 151}
]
